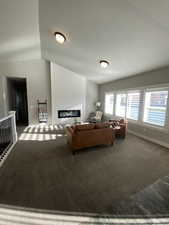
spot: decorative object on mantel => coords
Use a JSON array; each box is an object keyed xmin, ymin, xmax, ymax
[{"xmin": 37, "ymin": 100, "xmax": 48, "ymax": 123}]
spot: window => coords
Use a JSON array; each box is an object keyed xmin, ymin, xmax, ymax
[
  {"xmin": 127, "ymin": 92, "xmax": 140, "ymax": 120},
  {"xmin": 143, "ymin": 90, "xmax": 168, "ymax": 126},
  {"xmin": 105, "ymin": 93, "xmax": 114, "ymax": 114},
  {"xmin": 105, "ymin": 86, "xmax": 169, "ymax": 128},
  {"xmin": 115, "ymin": 93, "xmax": 127, "ymax": 117}
]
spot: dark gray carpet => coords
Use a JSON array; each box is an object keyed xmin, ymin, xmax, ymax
[
  {"xmin": 0, "ymin": 125, "xmax": 169, "ymax": 214},
  {"xmin": 111, "ymin": 174, "xmax": 169, "ymax": 217}
]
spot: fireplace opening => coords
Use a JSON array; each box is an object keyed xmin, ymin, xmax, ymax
[{"xmin": 58, "ymin": 110, "xmax": 81, "ymax": 119}]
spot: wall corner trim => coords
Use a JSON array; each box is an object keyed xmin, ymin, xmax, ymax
[{"xmin": 127, "ymin": 129, "xmax": 169, "ymax": 149}]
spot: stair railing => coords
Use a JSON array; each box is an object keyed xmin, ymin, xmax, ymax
[{"xmin": 0, "ymin": 111, "xmax": 17, "ymax": 167}]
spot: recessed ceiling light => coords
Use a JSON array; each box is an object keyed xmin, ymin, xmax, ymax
[
  {"xmin": 54, "ymin": 32, "xmax": 66, "ymax": 44},
  {"xmin": 100, "ymin": 60, "xmax": 109, "ymax": 68}
]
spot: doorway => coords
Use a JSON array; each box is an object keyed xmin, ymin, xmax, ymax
[{"xmin": 7, "ymin": 78, "xmax": 28, "ymax": 126}]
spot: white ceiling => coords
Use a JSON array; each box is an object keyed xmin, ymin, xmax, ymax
[
  {"xmin": 1, "ymin": 0, "xmax": 169, "ymax": 83},
  {"xmin": 0, "ymin": 0, "xmax": 41, "ymax": 62},
  {"xmin": 39, "ymin": 0, "xmax": 169, "ymax": 83}
]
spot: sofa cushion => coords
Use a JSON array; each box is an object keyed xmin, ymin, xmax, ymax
[
  {"xmin": 109, "ymin": 121, "xmax": 120, "ymax": 127},
  {"xmin": 75, "ymin": 123, "xmax": 95, "ymax": 132},
  {"xmin": 95, "ymin": 122, "xmax": 110, "ymax": 129}
]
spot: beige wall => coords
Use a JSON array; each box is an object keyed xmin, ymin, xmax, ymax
[
  {"xmin": 85, "ymin": 80, "xmax": 98, "ymax": 119},
  {"xmin": 0, "ymin": 59, "xmax": 51, "ymax": 124},
  {"xmin": 99, "ymin": 66, "xmax": 169, "ymax": 148},
  {"xmin": 0, "ymin": 60, "xmax": 98, "ymax": 125}
]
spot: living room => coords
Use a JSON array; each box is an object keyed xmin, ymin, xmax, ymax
[{"xmin": 1, "ymin": 0, "xmax": 169, "ymax": 224}]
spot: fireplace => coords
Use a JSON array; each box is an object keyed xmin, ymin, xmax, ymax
[{"xmin": 58, "ymin": 110, "xmax": 81, "ymax": 118}]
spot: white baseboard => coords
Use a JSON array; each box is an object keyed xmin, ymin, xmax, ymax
[
  {"xmin": 0, "ymin": 203, "xmax": 169, "ymax": 225},
  {"xmin": 128, "ymin": 129, "xmax": 169, "ymax": 149}
]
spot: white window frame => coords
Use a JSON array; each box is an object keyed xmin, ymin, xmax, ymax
[
  {"xmin": 142, "ymin": 87, "xmax": 169, "ymax": 128},
  {"xmin": 114, "ymin": 90, "xmax": 141, "ymax": 121},
  {"xmin": 109, "ymin": 85, "xmax": 169, "ymax": 130},
  {"xmin": 115, "ymin": 92, "xmax": 127, "ymax": 118},
  {"xmin": 104, "ymin": 84, "xmax": 169, "ymax": 131},
  {"xmin": 104, "ymin": 92, "xmax": 114, "ymax": 115},
  {"xmin": 126, "ymin": 90, "xmax": 141, "ymax": 121}
]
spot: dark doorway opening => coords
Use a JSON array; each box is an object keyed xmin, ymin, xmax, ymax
[{"xmin": 7, "ymin": 78, "xmax": 28, "ymax": 126}]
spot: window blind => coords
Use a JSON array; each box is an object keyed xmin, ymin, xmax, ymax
[
  {"xmin": 115, "ymin": 93, "xmax": 126, "ymax": 117},
  {"xmin": 143, "ymin": 90, "xmax": 168, "ymax": 126},
  {"xmin": 105, "ymin": 93, "xmax": 114, "ymax": 114},
  {"xmin": 126, "ymin": 92, "xmax": 140, "ymax": 120}
]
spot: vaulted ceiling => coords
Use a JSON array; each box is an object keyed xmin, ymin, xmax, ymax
[
  {"xmin": 1, "ymin": 0, "xmax": 169, "ymax": 83},
  {"xmin": 0, "ymin": 0, "xmax": 40, "ymax": 62}
]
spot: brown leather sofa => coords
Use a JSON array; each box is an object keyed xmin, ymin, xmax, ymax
[
  {"xmin": 65, "ymin": 123, "xmax": 115, "ymax": 153},
  {"xmin": 109, "ymin": 119, "xmax": 127, "ymax": 138}
]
